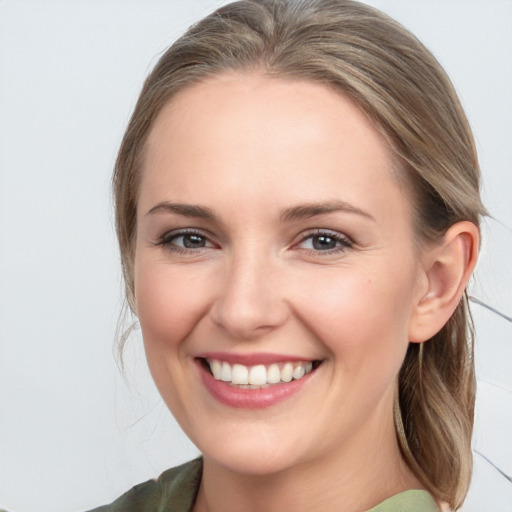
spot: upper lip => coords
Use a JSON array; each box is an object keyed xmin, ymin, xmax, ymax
[{"xmin": 195, "ymin": 351, "xmax": 317, "ymax": 366}]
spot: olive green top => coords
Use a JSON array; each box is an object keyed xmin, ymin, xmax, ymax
[{"xmin": 86, "ymin": 458, "xmax": 440, "ymax": 512}]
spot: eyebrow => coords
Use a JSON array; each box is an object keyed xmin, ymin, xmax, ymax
[
  {"xmin": 280, "ymin": 200, "xmax": 375, "ymax": 222},
  {"xmin": 146, "ymin": 202, "xmax": 217, "ymax": 219},
  {"xmin": 146, "ymin": 199, "xmax": 375, "ymax": 222}
]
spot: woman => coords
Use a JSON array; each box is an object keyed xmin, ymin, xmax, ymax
[{"xmin": 92, "ymin": 0, "xmax": 484, "ymax": 510}]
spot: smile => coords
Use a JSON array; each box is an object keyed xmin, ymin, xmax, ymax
[
  {"xmin": 206, "ymin": 359, "xmax": 315, "ymax": 388},
  {"xmin": 196, "ymin": 355, "xmax": 322, "ymax": 409}
]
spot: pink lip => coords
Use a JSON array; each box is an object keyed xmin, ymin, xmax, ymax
[
  {"xmin": 195, "ymin": 358, "xmax": 316, "ymax": 410},
  {"xmin": 196, "ymin": 351, "xmax": 312, "ymax": 365}
]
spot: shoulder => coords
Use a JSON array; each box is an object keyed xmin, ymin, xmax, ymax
[
  {"xmin": 85, "ymin": 458, "xmax": 202, "ymax": 512},
  {"xmin": 368, "ymin": 489, "xmax": 442, "ymax": 512}
]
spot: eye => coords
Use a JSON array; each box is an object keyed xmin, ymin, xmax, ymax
[
  {"xmin": 175, "ymin": 233, "xmax": 209, "ymax": 249},
  {"xmin": 155, "ymin": 229, "xmax": 215, "ymax": 253},
  {"xmin": 296, "ymin": 230, "xmax": 353, "ymax": 254}
]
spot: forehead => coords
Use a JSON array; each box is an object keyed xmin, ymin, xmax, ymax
[
  {"xmin": 146, "ymin": 72, "xmax": 391, "ymax": 168},
  {"xmin": 139, "ymin": 72, "xmax": 410, "ymax": 227}
]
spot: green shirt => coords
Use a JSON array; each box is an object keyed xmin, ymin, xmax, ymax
[{"xmin": 87, "ymin": 458, "xmax": 440, "ymax": 512}]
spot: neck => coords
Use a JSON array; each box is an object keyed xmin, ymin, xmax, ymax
[{"xmin": 193, "ymin": 411, "xmax": 423, "ymax": 512}]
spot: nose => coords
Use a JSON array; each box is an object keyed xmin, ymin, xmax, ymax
[{"xmin": 209, "ymin": 249, "xmax": 288, "ymax": 340}]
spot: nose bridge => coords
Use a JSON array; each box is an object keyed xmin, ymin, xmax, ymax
[{"xmin": 210, "ymin": 240, "xmax": 286, "ymax": 338}]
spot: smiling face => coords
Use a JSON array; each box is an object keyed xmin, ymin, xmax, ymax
[{"xmin": 134, "ymin": 73, "xmax": 428, "ymax": 477}]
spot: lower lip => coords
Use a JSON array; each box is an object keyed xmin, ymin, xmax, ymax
[{"xmin": 197, "ymin": 360, "xmax": 315, "ymax": 409}]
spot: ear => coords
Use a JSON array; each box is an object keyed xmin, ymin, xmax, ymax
[{"xmin": 409, "ymin": 221, "xmax": 480, "ymax": 343}]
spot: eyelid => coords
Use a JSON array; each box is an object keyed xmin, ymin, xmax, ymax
[
  {"xmin": 152, "ymin": 227, "xmax": 354, "ymax": 255},
  {"xmin": 293, "ymin": 228, "xmax": 354, "ymax": 253},
  {"xmin": 154, "ymin": 227, "xmax": 217, "ymax": 252}
]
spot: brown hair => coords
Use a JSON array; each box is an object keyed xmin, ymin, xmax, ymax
[{"xmin": 113, "ymin": 0, "xmax": 486, "ymax": 508}]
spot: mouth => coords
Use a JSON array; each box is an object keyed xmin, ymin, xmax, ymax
[{"xmin": 198, "ymin": 357, "xmax": 322, "ymax": 389}]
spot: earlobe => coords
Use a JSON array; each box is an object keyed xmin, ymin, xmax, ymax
[{"xmin": 409, "ymin": 221, "xmax": 480, "ymax": 343}]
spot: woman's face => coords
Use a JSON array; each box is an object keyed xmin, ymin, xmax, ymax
[{"xmin": 134, "ymin": 73, "xmax": 428, "ymax": 475}]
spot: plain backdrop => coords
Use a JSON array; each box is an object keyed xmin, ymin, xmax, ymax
[{"xmin": 0, "ymin": 1, "xmax": 511, "ymax": 511}]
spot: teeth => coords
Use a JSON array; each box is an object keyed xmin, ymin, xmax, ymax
[
  {"xmin": 220, "ymin": 361, "xmax": 231, "ymax": 382},
  {"xmin": 292, "ymin": 364, "xmax": 305, "ymax": 380},
  {"xmin": 232, "ymin": 364, "xmax": 249, "ymax": 385},
  {"xmin": 267, "ymin": 364, "xmax": 281, "ymax": 384},
  {"xmin": 281, "ymin": 362, "xmax": 293, "ymax": 383},
  {"xmin": 248, "ymin": 365, "xmax": 267, "ymax": 385},
  {"xmin": 206, "ymin": 359, "xmax": 316, "ymax": 387},
  {"xmin": 211, "ymin": 359, "xmax": 222, "ymax": 380}
]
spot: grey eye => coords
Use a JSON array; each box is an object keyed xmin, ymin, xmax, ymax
[
  {"xmin": 299, "ymin": 234, "xmax": 341, "ymax": 251},
  {"xmin": 311, "ymin": 235, "xmax": 338, "ymax": 250},
  {"xmin": 179, "ymin": 234, "xmax": 207, "ymax": 249},
  {"xmin": 159, "ymin": 230, "xmax": 214, "ymax": 252},
  {"xmin": 296, "ymin": 230, "xmax": 353, "ymax": 254}
]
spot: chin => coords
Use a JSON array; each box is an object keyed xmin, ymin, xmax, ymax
[
  {"xmin": 204, "ymin": 448, "xmax": 297, "ymax": 477},
  {"xmin": 194, "ymin": 424, "xmax": 305, "ymax": 476}
]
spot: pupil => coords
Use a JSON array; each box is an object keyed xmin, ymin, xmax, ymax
[
  {"xmin": 183, "ymin": 234, "xmax": 205, "ymax": 248},
  {"xmin": 313, "ymin": 235, "xmax": 336, "ymax": 250}
]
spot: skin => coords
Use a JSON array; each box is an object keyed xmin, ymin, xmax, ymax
[{"xmin": 133, "ymin": 73, "xmax": 478, "ymax": 512}]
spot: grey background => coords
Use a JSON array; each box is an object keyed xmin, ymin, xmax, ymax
[{"xmin": 0, "ymin": 1, "xmax": 511, "ymax": 511}]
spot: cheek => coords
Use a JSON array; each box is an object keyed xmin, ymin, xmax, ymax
[
  {"xmin": 133, "ymin": 257, "xmax": 217, "ymax": 422},
  {"xmin": 292, "ymin": 263, "xmax": 416, "ymax": 372},
  {"xmin": 134, "ymin": 258, "xmax": 212, "ymax": 354}
]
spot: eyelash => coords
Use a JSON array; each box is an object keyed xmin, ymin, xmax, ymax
[
  {"xmin": 295, "ymin": 229, "xmax": 354, "ymax": 255},
  {"xmin": 155, "ymin": 229, "xmax": 214, "ymax": 254},
  {"xmin": 155, "ymin": 228, "xmax": 354, "ymax": 255}
]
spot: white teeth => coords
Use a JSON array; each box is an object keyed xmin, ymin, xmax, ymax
[
  {"xmin": 267, "ymin": 364, "xmax": 281, "ymax": 384},
  {"xmin": 232, "ymin": 364, "xmax": 249, "ymax": 385},
  {"xmin": 280, "ymin": 362, "xmax": 293, "ymax": 383},
  {"xmin": 220, "ymin": 361, "xmax": 231, "ymax": 382},
  {"xmin": 207, "ymin": 359, "xmax": 316, "ymax": 387},
  {"xmin": 211, "ymin": 359, "xmax": 222, "ymax": 380},
  {"xmin": 248, "ymin": 365, "xmax": 267, "ymax": 385},
  {"xmin": 292, "ymin": 364, "xmax": 305, "ymax": 380}
]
